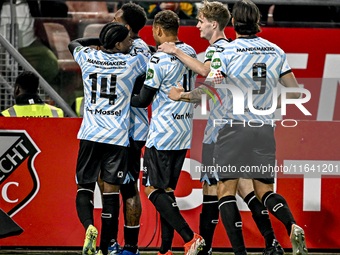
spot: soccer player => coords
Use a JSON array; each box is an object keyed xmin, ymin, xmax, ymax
[
  {"xmin": 68, "ymin": 22, "xmax": 149, "ymax": 255},
  {"xmin": 159, "ymin": 1, "xmax": 283, "ymax": 254},
  {"xmin": 109, "ymin": 4, "xmax": 154, "ymax": 255},
  {"xmin": 131, "ymin": 10, "xmax": 205, "ymax": 255},
  {"xmin": 168, "ymin": 0, "xmax": 308, "ymax": 255}
]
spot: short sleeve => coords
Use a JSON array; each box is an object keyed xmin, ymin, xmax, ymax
[{"xmin": 144, "ymin": 55, "xmax": 164, "ymax": 90}]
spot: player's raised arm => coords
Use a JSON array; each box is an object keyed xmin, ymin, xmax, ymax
[
  {"xmin": 158, "ymin": 42, "xmax": 211, "ymax": 77},
  {"xmin": 68, "ymin": 37, "xmax": 101, "ymax": 54}
]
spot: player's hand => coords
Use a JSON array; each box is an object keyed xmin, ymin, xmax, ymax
[
  {"xmin": 168, "ymin": 82, "xmax": 184, "ymax": 101},
  {"xmin": 157, "ymin": 42, "xmax": 176, "ymax": 54}
]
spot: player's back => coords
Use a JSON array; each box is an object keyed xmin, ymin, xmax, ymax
[
  {"xmin": 73, "ymin": 46, "xmax": 148, "ymax": 146},
  {"xmin": 210, "ymin": 36, "xmax": 291, "ymax": 122},
  {"xmin": 144, "ymin": 42, "xmax": 197, "ymax": 150}
]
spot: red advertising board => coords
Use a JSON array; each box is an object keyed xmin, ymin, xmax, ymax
[
  {"xmin": 1, "ymin": 27, "xmax": 340, "ymax": 251},
  {"xmin": 1, "ymin": 118, "xmax": 340, "ymax": 250}
]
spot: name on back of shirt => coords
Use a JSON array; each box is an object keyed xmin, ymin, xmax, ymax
[
  {"xmin": 172, "ymin": 112, "xmax": 193, "ymax": 119},
  {"xmin": 86, "ymin": 108, "xmax": 121, "ymax": 116}
]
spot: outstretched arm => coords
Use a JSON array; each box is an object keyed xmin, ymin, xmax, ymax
[
  {"xmin": 158, "ymin": 42, "xmax": 211, "ymax": 77},
  {"xmin": 169, "ymin": 83, "xmax": 215, "ymax": 103}
]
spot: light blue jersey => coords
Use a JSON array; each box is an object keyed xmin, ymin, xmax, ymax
[
  {"xmin": 202, "ymin": 39, "xmax": 230, "ymax": 144},
  {"xmin": 72, "ymin": 46, "xmax": 148, "ymax": 146},
  {"xmin": 144, "ymin": 42, "xmax": 197, "ymax": 150},
  {"xmin": 208, "ymin": 35, "xmax": 291, "ymax": 124},
  {"xmin": 129, "ymin": 38, "xmax": 152, "ymax": 141}
]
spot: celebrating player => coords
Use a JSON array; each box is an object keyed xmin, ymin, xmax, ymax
[
  {"xmin": 159, "ymin": 1, "xmax": 283, "ymax": 254},
  {"xmin": 109, "ymin": 3, "xmax": 153, "ymax": 255},
  {"xmin": 68, "ymin": 22, "xmax": 149, "ymax": 255},
  {"xmin": 131, "ymin": 10, "xmax": 205, "ymax": 255},
  {"xmin": 167, "ymin": 0, "xmax": 308, "ymax": 254}
]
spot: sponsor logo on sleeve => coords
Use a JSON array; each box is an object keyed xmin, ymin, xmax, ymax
[{"xmin": 147, "ymin": 69, "xmax": 154, "ymax": 79}]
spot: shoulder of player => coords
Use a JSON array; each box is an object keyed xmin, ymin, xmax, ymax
[
  {"xmin": 177, "ymin": 42, "xmax": 197, "ymax": 57},
  {"xmin": 148, "ymin": 52, "xmax": 175, "ymax": 65},
  {"xmin": 75, "ymin": 46, "xmax": 95, "ymax": 54},
  {"xmin": 261, "ymin": 37, "xmax": 285, "ymax": 54}
]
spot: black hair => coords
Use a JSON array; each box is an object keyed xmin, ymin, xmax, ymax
[
  {"xmin": 154, "ymin": 10, "xmax": 179, "ymax": 36},
  {"xmin": 121, "ymin": 3, "xmax": 147, "ymax": 34},
  {"xmin": 15, "ymin": 71, "xmax": 39, "ymax": 93},
  {"xmin": 232, "ymin": 0, "xmax": 261, "ymax": 35},
  {"xmin": 99, "ymin": 22, "xmax": 129, "ymax": 49}
]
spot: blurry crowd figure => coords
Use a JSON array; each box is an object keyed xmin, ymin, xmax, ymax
[
  {"xmin": 254, "ymin": 4, "xmax": 340, "ymax": 24},
  {"xmin": 139, "ymin": 2, "xmax": 197, "ymax": 20},
  {"xmin": 0, "ymin": 1, "xmax": 68, "ymax": 84}
]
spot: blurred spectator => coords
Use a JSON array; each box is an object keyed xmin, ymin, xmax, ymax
[
  {"xmin": 228, "ymin": 3, "xmax": 340, "ymax": 24},
  {"xmin": 1, "ymin": 71, "xmax": 64, "ymax": 117},
  {"xmin": 257, "ymin": 4, "xmax": 340, "ymax": 23},
  {"xmin": 139, "ymin": 2, "xmax": 197, "ymax": 19},
  {"xmin": 40, "ymin": 1, "xmax": 68, "ymax": 18},
  {"xmin": 0, "ymin": 1, "xmax": 61, "ymax": 84},
  {"xmin": 71, "ymin": 96, "xmax": 84, "ymax": 117}
]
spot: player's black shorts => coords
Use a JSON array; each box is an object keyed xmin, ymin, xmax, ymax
[
  {"xmin": 213, "ymin": 123, "xmax": 276, "ymax": 184},
  {"xmin": 128, "ymin": 137, "xmax": 145, "ymax": 182},
  {"xmin": 200, "ymin": 142, "xmax": 218, "ymax": 185},
  {"xmin": 142, "ymin": 146, "xmax": 187, "ymax": 190},
  {"xmin": 76, "ymin": 140, "xmax": 129, "ymax": 185}
]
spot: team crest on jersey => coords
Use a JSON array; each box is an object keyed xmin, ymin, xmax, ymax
[
  {"xmin": 147, "ymin": 69, "xmax": 154, "ymax": 79},
  {"xmin": 206, "ymin": 50, "xmax": 215, "ymax": 59},
  {"xmin": 0, "ymin": 131, "xmax": 40, "ymax": 218},
  {"xmin": 211, "ymin": 58, "xmax": 222, "ymax": 69}
]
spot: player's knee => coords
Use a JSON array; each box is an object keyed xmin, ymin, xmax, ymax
[{"xmin": 121, "ymin": 182, "xmax": 139, "ymax": 199}]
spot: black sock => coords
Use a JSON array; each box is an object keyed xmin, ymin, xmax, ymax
[
  {"xmin": 244, "ymin": 191, "xmax": 276, "ymax": 248},
  {"xmin": 218, "ymin": 196, "xmax": 247, "ymax": 255},
  {"xmin": 124, "ymin": 225, "xmax": 140, "ymax": 252},
  {"xmin": 262, "ymin": 191, "xmax": 296, "ymax": 236},
  {"xmin": 149, "ymin": 189, "xmax": 193, "ymax": 243},
  {"xmin": 199, "ymin": 195, "xmax": 219, "ymax": 254},
  {"xmin": 100, "ymin": 193, "xmax": 120, "ymax": 255},
  {"xmin": 159, "ymin": 191, "xmax": 176, "ymax": 254},
  {"xmin": 160, "ymin": 216, "xmax": 174, "ymax": 253},
  {"xmin": 76, "ymin": 189, "xmax": 94, "ymax": 230}
]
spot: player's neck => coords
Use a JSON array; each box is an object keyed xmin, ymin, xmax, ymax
[
  {"xmin": 130, "ymin": 31, "xmax": 139, "ymax": 39},
  {"xmin": 209, "ymin": 31, "xmax": 226, "ymax": 45},
  {"xmin": 162, "ymin": 36, "xmax": 179, "ymax": 45},
  {"xmin": 236, "ymin": 32, "xmax": 252, "ymax": 38}
]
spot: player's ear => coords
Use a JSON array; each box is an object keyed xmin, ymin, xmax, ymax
[
  {"xmin": 125, "ymin": 24, "xmax": 131, "ymax": 32},
  {"xmin": 212, "ymin": 20, "xmax": 218, "ymax": 30},
  {"xmin": 115, "ymin": 41, "xmax": 121, "ymax": 50},
  {"xmin": 156, "ymin": 26, "xmax": 162, "ymax": 37}
]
